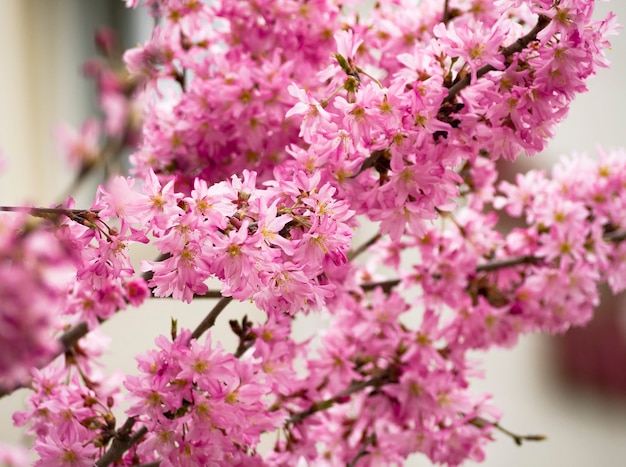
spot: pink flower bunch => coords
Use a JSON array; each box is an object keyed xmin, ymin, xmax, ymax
[
  {"xmin": 0, "ymin": 212, "xmax": 78, "ymax": 388},
  {"xmin": 93, "ymin": 168, "xmax": 356, "ymax": 314},
  {"xmin": 13, "ymin": 331, "xmax": 122, "ymax": 467},
  {"xmin": 124, "ymin": 329, "xmax": 281, "ymax": 466},
  {"xmin": 126, "ymin": 0, "xmax": 345, "ymax": 187},
  {"xmin": 266, "ymin": 289, "xmax": 499, "ymax": 466},
  {"xmin": 369, "ymin": 149, "xmax": 626, "ymax": 357},
  {"xmin": 1, "ymin": 1, "xmax": 623, "ymax": 466},
  {"xmin": 281, "ymin": 0, "xmax": 617, "ymax": 243}
]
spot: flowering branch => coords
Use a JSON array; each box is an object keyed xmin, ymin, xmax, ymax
[
  {"xmin": 94, "ymin": 295, "xmax": 234, "ymax": 465},
  {"xmin": 443, "ymin": 14, "xmax": 551, "ymax": 104},
  {"xmin": 3, "ymin": 1, "xmax": 619, "ymax": 465},
  {"xmin": 95, "ymin": 419, "xmax": 147, "ymax": 467},
  {"xmin": 287, "ymin": 368, "xmax": 399, "ymax": 425}
]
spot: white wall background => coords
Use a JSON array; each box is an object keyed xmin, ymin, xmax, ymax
[{"xmin": 1, "ymin": 2, "xmax": 626, "ymax": 466}]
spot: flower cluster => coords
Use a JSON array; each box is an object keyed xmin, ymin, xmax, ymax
[
  {"xmin": 126, "ymin": 0, "xmax": 344, "ymax": 187},
  {"xmin": 0, "ymin": 211, "xmax": 77, "ymax": 388},
  {"xmin": 123, "ymin": 329, "xmax": 282, "ymax": 466},
  {"xmin": 91, "ymin": 167, "xmax": 355, "ymax": 315},
  {"xmin": 2, "ymin": 0, "xmax": 623, "ymax": 466},
  {"xmin": 13, "ymin": 331, "xmax": 122, "ymax": 467}
]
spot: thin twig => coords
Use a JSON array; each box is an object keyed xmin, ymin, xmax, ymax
[
  {"xmin": 442, "ymin": 0, "xmax": 451, "ymax": 24},
  {"xmin": 361, "ymin": 279, "xmax": 401, "ymax": 293},
  {"xmin": 0, "ymin": 206, "xmax": 97, "ymax": 216},
  {"xmin": 360, "ymin": 225, "xmax": 626, "ymax": 293},
  {"xmin": 347, "ymin": 433, "xmax": 377, "ymax": 467},
  {"xmin": 470, "ymin": 417, "xmax": 546, "ymax": 446},
  {"xmin": 190, "ymin": 296, "xmax": 233, "ymax": 341},
  {"xmin": 476, "ymin": 254, "xmax": 542, "ymax": 272},
  {"xmin": 347, "ymin": 234, "xmax": 382, "ymax": 262}
]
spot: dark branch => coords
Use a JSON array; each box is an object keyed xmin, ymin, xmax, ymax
[
  {"xmin": 190, "ymin": 296, "xmax": 233, "ymax": 341},
  {"xmin": 442, "ymin": 0, "xmax": 451, "ymax": 24},
  {"xmin": 443, "ymin": 14, "xmax": 551, "ymax": 104},
  {"xmin": 476, "ymin": 254, "xmax": 542, "ymax": 272},
  {"xmin": 347, "ymin": 433, "xmax": 377, "ymax": 467},
  {"xmin": 95, "ymin": 419, "xmax": 147, "ymax": 467},
  {"xmin": 361, "ymin": 279, "xmax": 401, "ymax": 293},
  {"xmin": 470, "ymin": 417, "xmax": 546, "ymax": 446},
  {"xmin": 288, "ymin": 370, "xmax": 396, "ymax": 425},
  {"xmin": 347, "ymin": 234, "xmax": 382, "ymax": 262}
]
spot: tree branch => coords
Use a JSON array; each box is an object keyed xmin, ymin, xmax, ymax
[
  {"xmin": 347, "ymin": 433, "xmax": 377, "ymax": 467},
  {"xmin": 443, "ymin": 14, "xmax": 551, "ymax": 104},
  {"xmin": 442, "ymin": 0, "xmax": 451, "ymax": 24},
  {"xmin": 287, "ymin": 369, "xmax": 397, "ymax": 425},
  {"xmin": 190, "ymin": 296, "xmax": 233, "ymax": 341},
  {"xmin": 347, "ymin": 234, "xmax": 382, "ymax": 262},
  {"xmin": 360, "ymin": 279, "xmax": 401, "ymax": 293},
  {"xmin": 95, "ymin": 419, "xmax": 147, "ymax": 467},
  {"xmin": 476, "ymin": 254, "xmax": 543, "ymax": 272},
  {"xmin": 360, "ymin": 224, "xmax": 626, "ymax": 293},
  {"xmin": 470, "ymin": 417, "xmax": 546, "ymax": 446}
]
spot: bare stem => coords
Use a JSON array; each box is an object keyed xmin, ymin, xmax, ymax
[
  {"xmin": 476, "ymin": 254, "xmax": 543, "ymax": 272},
  {"xmin": 347, "ymin": 433, "xmax": 377, "ymax": 467},
  {"xmin": 442, "ymin": 0, "xmax": 451, "ymax": 24},
  {"xmin": 190, "ymin": 296, "xmax": 233, "ymax": 341},
  {"xmin": 471, "ymin": 417, "xmax": 546, "ymax": 446},
  {"xmin": 347, "ymin": 234, "xmax": 382, "ymax": 262},
  {"xmin": 361, "ymin": 279, "xmax": 401, "ymax": 293}
]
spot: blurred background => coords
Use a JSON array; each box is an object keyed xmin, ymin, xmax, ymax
[{"xmin": 1, "ymin": 1, "xmax": 626, "ymax": 466}]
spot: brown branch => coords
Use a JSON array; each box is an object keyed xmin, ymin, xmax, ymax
[
  {"xmin": 95, "ymin": 420, "xmax": 147, "ymax": 467},
  {"xmin": 361, "ymin": 279, "xmax": 401, "ymax": 293},
  {"xmin": 190, "ymin": 296, "xmax": 233, "ymax": 341},
  {"xmin": 0, "ymin": 206, "xmax": 98, "ymax": 216},
  {"xmin": 443, "ymin": 14, "xmax": 551, "ymax": 104},
  {"xmin": 288, "ymin": 369, "xmax": 397, "ymax": 425},
  {"xmin": 476, "ymin": 254, "xmax": 542, "ymax": 272},
  {"xmin": 347, "ymin": 433, "xmax": 377, "ymax": 467},
  {"xmin": 604, "ymin": 229, "xmax": 626, "ymax": 243},
  {"xmin": 361, "ymin": 255, "xmax": 544, "ymax": 293},
  {"xmin": 0, "ymin": 206, "xmax": 100, "ymax": 228},
  {"xmin": 347, "ymin": 234, "xmax": 382, "ymax": 262},
  {"xmin": 442, "ymin": 0, "xmax": 451, "ymax": 24},
  {"xmin": 470, "ymin": 417, "xmax": 546, "ymax": 446}
]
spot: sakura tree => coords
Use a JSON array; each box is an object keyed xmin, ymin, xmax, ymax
[{"xmin": 0, "ymin": 0, "xmax": 623, "ymax": 465}]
